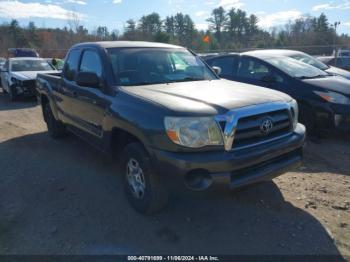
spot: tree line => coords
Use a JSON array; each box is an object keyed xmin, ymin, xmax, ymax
[{"xmin": 0, "ymin": 6, "xmax": 349, "ymax": 58}]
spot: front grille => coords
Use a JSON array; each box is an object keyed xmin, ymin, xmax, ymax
[
  {"xmin": 232, "ymin": 109, "xmax": 292, "ymax": 149},
  {"xmin": 22, "ymin": 80, "xmax": 36, "ymax": 89}
]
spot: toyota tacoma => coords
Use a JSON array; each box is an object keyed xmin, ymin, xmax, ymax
[{"xmin": 36, "ymin": 41, "xmax": 306, "ymax": 214}]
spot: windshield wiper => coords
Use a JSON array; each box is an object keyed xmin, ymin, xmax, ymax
[
  {"xmin": 170, "ymin": 77, "xmax": 206, "ymax": 83},
  {"xmin": 298, "ymin": 75, "xmax": 327, "ymax": 80},
  {"xmin": 129, "ymin": 77, "xmax": 206, "ymax": 86}
]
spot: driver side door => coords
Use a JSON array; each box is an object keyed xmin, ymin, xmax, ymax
[{"xmin": 69, "ymin": 49, "xmax": 107, "ymax": 142}]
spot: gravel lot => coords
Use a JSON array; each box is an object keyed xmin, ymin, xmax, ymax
[{"xmin": 0, "ymin": 90, "xmax": 349, "ymax": 257}]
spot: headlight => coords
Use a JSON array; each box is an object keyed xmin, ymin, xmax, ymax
[
  {"xmin": 314, "ymin": 91, "xmax": 350, "ymax": 105},
  {"xmin": 164, "ymin": 117, "xmax": 223, "ymax": 148},
  {"xmin": 11, "ymin": 78, "xmax": 22, "ymax": 87},
  {"xmin": 289, "ymin": 99, "xmax": 299, "ymax": 129}
]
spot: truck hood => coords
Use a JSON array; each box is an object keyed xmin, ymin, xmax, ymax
[
  {"xmin": 326, "ymin": 66, "xmax": 350, "ymax": 80},
  {"xmin": 302, "ymin": 76, "xmax": 350, "ymax": 95},
  {"xmin": 120, "ymin": 79, "xmax": 292, "ymax": 115},
  {"xmin": 11, "ymin": 71, "xmax": 58, "ymax": 81}
]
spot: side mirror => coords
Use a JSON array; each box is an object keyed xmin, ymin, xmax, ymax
[
  {"xmin": 261, "ymin": 75, "xmax": 277, "ymax": 83},
  {"xmin": 212, "ymin": 66, "xmax": 222, "ymax": 76},
  {"xmin": 76, "ymin": 72, "xmax": 100, "ymax": 88}
]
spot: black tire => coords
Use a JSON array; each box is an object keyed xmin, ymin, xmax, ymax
[
  {"xmin": 121, "ymin": 142, "xmax": 168, "ymax": 214},
  {"xmin": 9, "ymin": 85, "xmax": 16, "ymax": 102},
  {"xmin": 43, "ymin": 102, "xmax": 66, "ymax": 139},
  {"xmin": 299, "ymin": 104, "xmax": 318, "ymax": 136}
]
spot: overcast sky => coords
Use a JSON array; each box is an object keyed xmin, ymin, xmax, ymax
[{"xmin": 0, "ymin": 0, "xmax": 349, "ymax": 34}]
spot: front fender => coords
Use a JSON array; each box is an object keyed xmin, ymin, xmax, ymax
[
  {"xmin": 103, "ymin": 110, "xmax": 153, "ymax": 149},
  {"xmin": 101, "ymin": 93, "xmax": 170, "ymax": 152},
  {"xmin": 36, "ymin": 77, "xmax": 60, "ymax": 120}
]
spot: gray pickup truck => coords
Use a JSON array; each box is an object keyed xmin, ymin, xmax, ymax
[{"xmin": 36, "ymin": 41, "xmax": 306, "ymax": 214}]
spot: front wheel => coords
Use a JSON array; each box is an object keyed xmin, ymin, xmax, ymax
[
  {"xmin": 121, "ymin": 143, "xmax": 168, "ymax": 215},
  {"xmin": 43, "ymin": 102, "xmax": 66, "ymax": 139},
  {"xmin": 299, "ymin": 104, "xmax": 318, "ymax": 136}
]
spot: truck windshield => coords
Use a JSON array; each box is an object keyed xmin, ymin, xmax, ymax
[
  {"xmin": 108, "ymin": 48, "xmax": 218, "ymax": 86},
  {"xmin": 11, "ymin": 59, "xmax": 55, "ymax": 72}
]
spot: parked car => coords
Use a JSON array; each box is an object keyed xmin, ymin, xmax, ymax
[
  {"xmin": 36, "ymin": 41, "xmax": 305, "ymax": 214},
  {"xmin": 235, "ymin": 50, "xmax": 350, "ymax": 80},
  {"xmin": 1, "ymin": 57, "xmax": 58, "ymax": 101},
  {"xmin": 8, "ymin": 48, "xmax": 39, "ymax": 58},
  {"xmin": 318, "ymin": 56, "xmax": 350, "ymax": 72},
  {"xmin": 204, "ymin": 53, "xmax": 350, "ymax": 133}
]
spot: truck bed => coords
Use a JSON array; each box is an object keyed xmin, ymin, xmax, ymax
[{"xmin": 36, "ymin": 72, "xmax": 62, "ymax": 93}]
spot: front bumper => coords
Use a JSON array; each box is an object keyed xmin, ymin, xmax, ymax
[
  {"xmin": 149, "ymin": 124, "xmax": 306, "ymax": 191},
  {"xmin": 315, "ymin": 103, "xmax": 350, "ymax": 131}
]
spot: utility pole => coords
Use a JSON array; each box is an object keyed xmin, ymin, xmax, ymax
[{"xmin": 332, "ymin": 21, "xmax": 341, "ymax": 66}]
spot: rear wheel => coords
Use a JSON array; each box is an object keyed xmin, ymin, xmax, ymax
[
  {"xmin": 121, "ymin": 142, "xmax": 168, "ymax": 214},
  {"xmin": 43, "ymin": 102, "xmax": 66, "ymax": 138}
]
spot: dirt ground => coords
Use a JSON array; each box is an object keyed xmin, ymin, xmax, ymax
[{"xmin": 0, "ymin": 90, "xmax": 349, "ymax": 258}]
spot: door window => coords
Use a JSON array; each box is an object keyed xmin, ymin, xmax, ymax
[
  {"xmin": 211, "ymin": 56, "xmax": 236, "ymax": 77},
  {"xmin": 238, "ymin": 57, "xmax": 271, "ymax": 80},
  {"xmin": 63, "ymin": 49, "xmax": 80, "ymax": 81},
  {"xmin": 273, "ymin": 73, "xmax": 285, "ymax": 83},
  {"xmin": 79, "ymin": 50, "xmax": 102, "ymax": 77}
]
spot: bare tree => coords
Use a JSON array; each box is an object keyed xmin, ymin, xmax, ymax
[{"xmin": 67, "ymin": 8, "xmax": 81, "ymax": 33}]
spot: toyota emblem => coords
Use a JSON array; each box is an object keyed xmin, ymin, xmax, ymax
[{"xmin": 260, "ymin": 118, "xmax": 274, "ymax": 134}]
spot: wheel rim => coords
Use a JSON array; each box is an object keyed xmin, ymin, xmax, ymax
[{"xmin": 126, "ymin": 158, "xmax": 146, "ymax": 199}]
